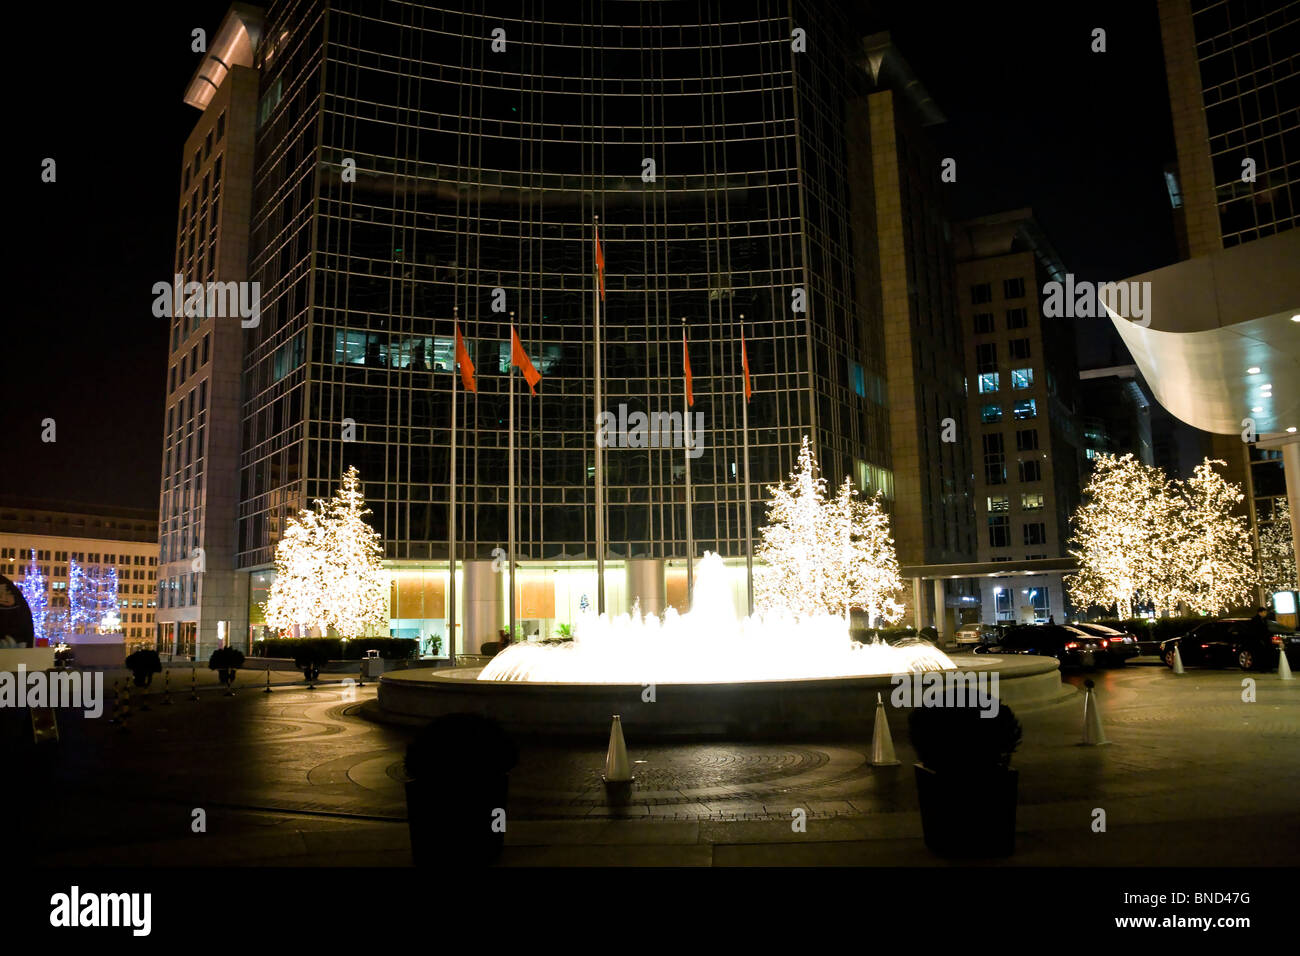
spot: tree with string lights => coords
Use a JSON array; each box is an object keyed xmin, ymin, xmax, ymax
[
  {"xmin": 263, "ymin": 466, "xmax": 389, "ymax": 639},
  {"xmin": 1258, "ymin": 497, "xmax": 1297, "ymax": 597},
  {"xmin": 17, "ymin": 550, "xmax": 50, "ymax": 643},
  {"xmin": 1175, "ymin": 459, "xmax": 1255, "ymax": 615}
]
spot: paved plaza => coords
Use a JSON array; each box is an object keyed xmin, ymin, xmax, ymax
[{"xmin": 21, "ymin": 661, "xmax": 1300, "ymax": 866}]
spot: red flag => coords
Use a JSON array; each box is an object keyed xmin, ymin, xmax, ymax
[
  {"xmin": 454, "ymin": 324, "xmax": 476, "ymax": 393},
  {"xmin": 740, "ymin": 329, "xmax": 752, "ymax": 402},
  {"xmin": 683, "ymin": 330, "xmax": 694, "ymax": 407},
  {"xmin": 594, "ymin": 222, "xmax": 606, "ymax": 300},
  {"xmin": 510, "ymin": 327, "xmax": 542, "ymax": 396}
]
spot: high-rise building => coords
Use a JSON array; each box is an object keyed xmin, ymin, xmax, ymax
[
  {"xmin": 953, "ymin": 210, "xmax": 1082, "ymax": 622},
  {"xmin": 155, "ymin": 4, "xmax": 264, "ymax": 660},
  {"xmin": 163, "ymin": 1, "xmax": 974, "ymax": 656},
  {"xmin": 1078, "ymin": 365, "xmax": 1155, "ymax": 468},
  {"xmin": 1107, "ymin": 0, "xmax": 1299, "ymax": 606}
]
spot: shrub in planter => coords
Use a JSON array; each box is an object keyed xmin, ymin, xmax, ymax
[
  {"xmin": 293, "ymin": 643, "xmax": 330, "ymax": 686},
  {"xmin": 909, "ymin": 704, "xmax": 1023, "ymax": 858},
  {"xmin": 208, "ymin": 647, "xmax": 245, "ymax": 694},
  {"xmin": 404, "ymin": 713, "xmax": 518, "ymax": 867},
  {"xmin": 125, "ymin": 649, "xmax": 162, "ymax": 688}
]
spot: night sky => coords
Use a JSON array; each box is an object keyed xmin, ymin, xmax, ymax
[{"xmin": 4, "ymin": 0, "xmax": 1177, "ymax": 512}]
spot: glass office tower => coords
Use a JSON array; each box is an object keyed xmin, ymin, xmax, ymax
[{"xmin": 171, "ymin": 0, "xmax": 974, "ymax": 652}]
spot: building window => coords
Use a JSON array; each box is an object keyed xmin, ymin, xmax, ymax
[
  {"xmin": 983, "ymin": 433, "xmax": 1006, "ymax": 485},
  {"xmin": 971, "ymin": 283, "xmax": 993, "ymax": 304},
  {"xmin": 987, "ymin": 495, "xmax": 1010, "ymax": 513},
  {"xmin": 978, "ymin": 372, "xmax": 1000, "ymax": 394},
  {"xmin": 1009, "ymin": 338, "xmax": 1031, "ymax": 360},
  {"xmin": 1011, "ymin": 367, "xmax": 1034, "ymax": 389},
  {"xmin": 848, "ymin": 360, "xmax": 866, "ymax": 398},
  {"xmin": 973, "ymin": 312, "xmax": 995, "ymax": 334},
  {"xmin": 216, "ymin": 111, "xmax": 226, "ymax": 140},
  {"xmin": 976, "ymin": 342, "xmax": 998, "ymax": 373},
  {"xmin": 988, "ymin": 515, "xmax": 1011, "ymax": 548},
  {"xmin": 1023, "ymin": 522, "xmax": 1047, "ymax": 546},
  {"xmin": 1013, "ymin": 398, "xmax": 1037, "ymax": 420},
  {"xmin": 1021, "ymin": 492, "xmax": 1045, "ymax": 511},
  {"xmin": 1019, "ymin": 459, "xmax": 1043, "ymax": 482},
  {"xmin": 1003, "ymin": 277, "xmax": 1026, "ymax": 299},
  {"xmin": 1016, "ymin": 428, "xmax": 1039, "ymax": 451},
  {"xmin": 202, "ymin": 333, "xmax": 210, "ymax": 366},
  {"xmin": 1007, "ymin": 308, "xmax": 1029, "ymax": 329},
  {"xmin": 981, "ymin": 403, "xmax": 1003, "ymax": 423}
]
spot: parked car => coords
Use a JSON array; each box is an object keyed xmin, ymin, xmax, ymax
[
  {"xmin": 954, "ymin": 624, "xmax": 986, "ymax": 645},
  {"xmin": 1159, "ymin": 618, "xmax": 1299, "ymax": 671},
  {"xmin": 1068, "ymin": 623, "xmax": 1141, "ymax": 663},
  {"xmin": 972, "ymin": 623, "xmax": 1129, "ymax": 668}
]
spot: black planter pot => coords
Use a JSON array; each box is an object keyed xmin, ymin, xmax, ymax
[
  {"xmin": 914, "ymin": 764, "xmax": 1018, "ymax": 858},
  {"xmin": 405, "ymin": 776, "xmax": 510, "ymax": 866}
]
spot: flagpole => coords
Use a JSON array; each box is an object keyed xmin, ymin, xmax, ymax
[
  {"xmin": 593, "ymin": 214, "xmax": 606, "ymax": 615},
  {"xmin": 740, "ymin": 315, "xmax": 754, "ymax": 617},
  {"xmin": 447, "ymin": 306, "xmax": 458, "ymax": 665},
  {"xmin": 683, "ymin": 316, "xmax": 694, "ymax": 606},
  {"xmin": 508, "ymin": 312, "xmax": 517, "ymax": 651}
]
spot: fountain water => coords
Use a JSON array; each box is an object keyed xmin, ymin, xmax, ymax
[{"xmin": 479, "ymin": 552, "xmax": 953, "ymax": 684}]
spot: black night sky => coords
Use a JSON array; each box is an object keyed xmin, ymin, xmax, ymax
[{"xmin": 5, "ymin": 0, "xmax": 1177, "ymax": 512}]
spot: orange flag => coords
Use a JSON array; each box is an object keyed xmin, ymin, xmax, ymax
[
  {"xmin": 454, "ymin": 324, "xmax": 476, "ymax": 393},
  {"xmin": 594, "ymin": 222, "xmax": 606, "ymax": 300},
  {"xmin": 510, "ymin": 327, "xmax": 542, "ymax": 396},
  {"xmin": 683, "ymin": 330, "xmax": 694, "ymax": 407},
  {"xmin": 740, "ymin": 329, "xmax": 752, "ymax": 402}
]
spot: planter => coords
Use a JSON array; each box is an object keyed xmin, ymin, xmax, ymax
[
  {"xmin": 914, "ymin": 764, "xmax": 1018, "ymax": 858},
  {"xmin": 405, "ymin": 776, "xmax": 509, "ymax": 866}
]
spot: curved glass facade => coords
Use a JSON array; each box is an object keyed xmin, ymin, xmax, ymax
[{"xmin": 239, "ymin": 0, "xmax": 908, "ymax": 570}]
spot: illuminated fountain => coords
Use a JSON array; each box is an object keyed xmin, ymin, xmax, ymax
[{"xmin": 479, "ymin": 552, "xmax": 954, "ymax": 684}]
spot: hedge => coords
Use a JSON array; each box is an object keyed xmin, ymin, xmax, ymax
[{"xmin": 251, "ymin": 637, "xmax": 418, "ymax": 661}]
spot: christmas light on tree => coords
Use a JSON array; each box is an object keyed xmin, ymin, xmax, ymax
[
  {"xmin": 263, "ymin": 466, "xmax": 389, "ymax": 639},
  {"xmin": 1258, "ymin": 497, "xmax": 1297, "ymax": 596},
  {"xmin": 17, "ymin": 550, "xmax": 50, "ymax": 643},
  {"xmin": 1175, "ymin": 459, "xmax": 1255, "ymax": 615},
  {"xmin": 755, "ymin": 437, "xmax": 905, "ymax": 624}
]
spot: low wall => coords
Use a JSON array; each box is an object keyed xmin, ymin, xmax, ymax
[
  {"xmin": 0, "ymin": 647, "xmax": 57, "ymax": 673},
  {"xmin": 377, "ymin": 654, "xmax": 1070, "ymax": 738}
]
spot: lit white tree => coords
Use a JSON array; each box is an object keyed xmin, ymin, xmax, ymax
[
  {"xmin": 17, "ymin": 550, "xmax": 49, "ymax": 643},
  {"xmin": 1258, "ymin": 497, "xmax": 1297, "ymax": 596},
  {"xmin": 1175, "ymin": 459, "xmax": 1255, "ymax": 615},
  {"xmin": 263, "ymin": 466, "xmax": 389, "ymax": 639},
  {"xmin": 826, "ymin": 477, "xmax": 905, "ymax": 627},
  {"xmin": 755, "ymin": 437, "xmax": 904, "ymax": 624},
  {"xmin": 1067, "ymin": 453, "xmax": 1172, "ymax": 617},
  {"xmin": 755, "ymin": 437, "xmax": 828, "ymax": 618}
]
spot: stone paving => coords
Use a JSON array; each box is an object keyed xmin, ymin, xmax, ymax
[{"xmin": 19, "ymin": 659, "xmax": 1300, "ymax": 865}]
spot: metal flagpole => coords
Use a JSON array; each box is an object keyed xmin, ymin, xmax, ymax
[
  {"xmin": 740, "ymin": 315, "xmax": 754, "ymax": 617},
  {"xmin": 508, "ymin": 312, "xmax": 517, "ymax": 650},
  {"xmin": 683, "ymin": 316, "xmax": 695, "ymax": 605},
  {"xmin": 447, "ymin": 306, "xmax": 458, "ymax": 665},
  {"xmin": 593, "ymin": 214, "xmax": 606, "ymax": 614}
]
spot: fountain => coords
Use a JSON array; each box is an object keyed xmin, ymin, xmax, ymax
[
  {"xmin": 479, "ymin": 552, "xmax": 954, "ymax": 684},
  {"xmin": 377, "ymin": 553, "xmax": 1068, "ymax": 736}
]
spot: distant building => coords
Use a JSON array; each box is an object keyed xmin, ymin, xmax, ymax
[
  {"xmin": 0, "ymin": 498, "xmax": 159, "ymax": 651},
  {"xmin": 953, "ymin": 209, "xmax": 1083, "ymax": 622},
  {"xmin": 1078, "ymin": 365, "xmax": 1154, "ymax": 467}
]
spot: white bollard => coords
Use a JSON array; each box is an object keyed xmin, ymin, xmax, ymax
[
  {"xmin": 870, "ymin": 692, "xmax": 901, "ymax": 766},
  {"xmin": 1081, "ymin": 679, "xmax": 1108, "ymax": 746}
]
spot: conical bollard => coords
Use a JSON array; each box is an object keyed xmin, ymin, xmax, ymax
[
  {"xmin": 1279, "ymin": 647, "xmax": 1295, "ymax": 681},
  {"xmin": 602, "ymin": 715, "xmax": 635, "ymax": 805},
  {"xmin": 870, "ymin": 692, "xmax": 901, "ymax": 766},
  {"xmin": 1172, "ymin": 644, "xmax": 1185, "ymax": 674},
  {"xmin": 1081, "ymin": 679, "xmax": 1108, "ymax": 746},
  {"xmin": 264, "ymin": 665, "xmax": 273, "ymax": 693}
]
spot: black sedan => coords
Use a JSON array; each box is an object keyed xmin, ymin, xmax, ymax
[
  {"xmin": 1068, "ymin": 623, "xmax": 1141, "ymax": 663},
  {"xmin": 1159, "ymin": 618, "xmax": 1300, "ymax": 671},
  {"xmin": 972, "ymin": 623, "xmax": 1126, "ymax": 668}
]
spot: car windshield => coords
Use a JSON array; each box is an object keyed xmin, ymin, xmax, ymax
[{"xmin": 1074, "ymin": 624, "xmax": 1121, "ymax": 636}]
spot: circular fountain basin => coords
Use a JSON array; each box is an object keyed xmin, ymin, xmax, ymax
[{"xmin": 377, "ymin": 654, "xmax": 1069, "ymax": 738}]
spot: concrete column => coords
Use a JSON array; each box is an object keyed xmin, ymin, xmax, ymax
[
  {"xmin": 932, "ymin": 578, "xmax": 947, "ymax": 638},
  {"xmin": 1282, "ymin": 439, "xmax": 1300, "ymax": 580},
  {"xmin": 462, "ymin": 559, "xmax": 503, "ymax": 655},
  {"xmin": 912, "ymin": 577, "xmax": 924, "ymax": 630},
  {"xmin": 625, "ymin": 558, "xmax": 666, "ymax": 616}
]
